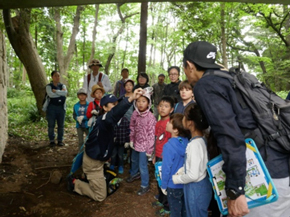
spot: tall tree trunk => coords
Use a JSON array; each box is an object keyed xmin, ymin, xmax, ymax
[
  {"xmin": 0, "ymin": 29, "xmax": 8, "ymax": 163},
  {"xmin": 54, "ymin": 6, "xmax": 84, "ymax": 87},
  {"xmin": 3, "ymin": 9, "xmax": 47, "ymax": 114},
  {"xmin": 104, "ymin": 3, "xmax": 139, "ymax": 75},
  {"xmin": 138, "ymin": 2, "xmax": 148, "ymax": 74},
  {"xmin": 87, "ymin": 4, "xmax": 99, "ymax": 72},
  {"xmin": 220, "ymin": 2, "xmax": 228, "ymax": 69}
]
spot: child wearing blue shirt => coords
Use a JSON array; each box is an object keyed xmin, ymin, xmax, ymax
[
  {"xmin": 73, "ymin": 88, "xmax": 89, "ymax": 149},
  {"xmin": 161, "ymin": 113, "xmax": 189, "ymax": 217}
]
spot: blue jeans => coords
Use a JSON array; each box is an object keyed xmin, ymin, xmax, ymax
[
  {"xmin": 111, "ymin": 143, "xmax": 124, "ymax": 167},
  {"xmin": 46, "ymin": 104, "xmax": 66, "ymax": 142},
  {"xmin": 167, "ymin": 188, "xmax": 186, "ymax": 217},
  {"xmin": 131, "ymin": 150, "xmax": 149, "ymax": 187},
  {"xmin": 184, "ymin": 177, "xmax": 212, "ymax": 217}
]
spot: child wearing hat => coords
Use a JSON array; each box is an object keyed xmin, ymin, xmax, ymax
[
  {"xmin": 73, "ymin": 88, "xmax": 90, "ymax": 149},
  {"xmin": 67, "ymin": 88, "xmax": 144, "ymax": 202},
  {"xmin": 86, "ymin": 84, "xmax": 105, "ymax": 126}
]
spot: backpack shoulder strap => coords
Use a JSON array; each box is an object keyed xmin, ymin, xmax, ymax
[
  {"xmin": 98, "ymin": 73, "xmax": 103, "ymax": 82},
  {"xmin": 87, "ymin": 74, "xmax": 91, "ymax": 86}
]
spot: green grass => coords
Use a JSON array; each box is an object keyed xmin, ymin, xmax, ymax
[{"xmin": 8, "ymin": 93, "xmax": 77, "ymax": 141}]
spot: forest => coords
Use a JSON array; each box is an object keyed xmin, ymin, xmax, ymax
[{"xmin": 1, "ymin": 2, "xmax": 290, "ymax": 216}]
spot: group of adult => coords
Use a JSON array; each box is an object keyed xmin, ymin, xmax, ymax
[{"xmin": 43, "ymin": 41, "xmax": 290, "ymax": 217}]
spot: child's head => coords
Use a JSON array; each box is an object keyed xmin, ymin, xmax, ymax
[
  {"xmin": 124, "ymin": 79, "xmax": 134, "ymax": 94},
  {"xmin": 100, "ymin": 94, "xmax": 118, "ymax": 113},
  {"xmin": 134, "ymin": 87, "xmax": 152, "ymax": 113},
  {"xmin": 121, "ymin": 68, "xmax": 129, "ymax": 79},
  {"xmin": 77, "ymin": 88, "xmax": 87, "ymax": 101},
  {"xmin": 183, "ymin": 103, "xmax": 208, "ymax": 133},
  {"xmin": 136, "ymin": 95, "xmax": 150, "ymax": 113},
  {"xmin": 158, "ymin": 96, "xmax": 174, "ymax": 118},
  {"xmin": 166, "ymin": 113, "xmax": 190, "ymax": 137},
  {"xmin": 136, "ymin": 72, "xmax": 149, "ymax": 86},
  {"xmin": 178, "ymin": 80, "xmax": 193, "ymax": 101},
  {"xmin": 91, "ymin": 84, "xmax": 105, "ymax": 100}
]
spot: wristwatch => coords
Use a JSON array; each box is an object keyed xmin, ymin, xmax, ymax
[{"xmin": 226, "ymin": 188, "xmax": 242, "ymax": 200}]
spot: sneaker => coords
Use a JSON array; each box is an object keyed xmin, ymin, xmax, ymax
[
  {"xmin": 118, "ymin": 166, "xmax": 124, "ymax": 174},
  {"xmin": 137, "ymin": 186, "xmax": 149, "ymax": 196},
  {"xmin": 126, "ymin": 172, "xmax": 141, "ymax": 183},
  {"xmin": 67, "ymin": 175, "xmax": 75, "ymax": 192},
  {"xmin": 109, "ymin": 165, "xmax": 115, "ymax": 170},
  {"xmin": 156, "ymin": 208, "xmax": 170, "ymax": 216},
  {"xmin": 50, "ymin": 141, "xmax": 56, "ymax": 147},
  {"xmin": 57, "ymin": 141, "xmax": 64, "ymax": 146},
  {"xmin": 152, "ymin": 201, "xmax": 164, "ymax": 207}
]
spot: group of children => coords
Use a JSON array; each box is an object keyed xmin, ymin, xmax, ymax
[{"xmin": 71, "ymin": 78, "xmax": 212, "ymax": 217}]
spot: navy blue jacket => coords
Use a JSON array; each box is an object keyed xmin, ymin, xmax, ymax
[
  {"xmin": 195, "ymin": 70, "xmax": 289, "ymax": 194},
  {"xmin": 85, "ymin": 97, "xmax": 132, "ymax": 161}
]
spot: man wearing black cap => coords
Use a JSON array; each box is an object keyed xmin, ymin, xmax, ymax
[
  {"xmin": 83, "ymin": 59, "xmax": 113, "ymax": 102},
  {"xmin": 152, "ymin": 73, "xmax": 167, "ymax": 119},
  {"xmin": 183, "ymin": 41, "xmax": 290, "ymax": 217}
]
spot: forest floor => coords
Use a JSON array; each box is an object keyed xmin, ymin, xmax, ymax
[{"xmin": 0, "ymin": 125, "xmax": 163, "ymax": 217}]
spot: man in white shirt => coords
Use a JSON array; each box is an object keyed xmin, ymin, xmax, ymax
[{"xmin": 83, "ymin": 59, "xmax": 113, "ymax": 102}]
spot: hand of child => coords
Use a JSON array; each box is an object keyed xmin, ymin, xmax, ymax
[
  {"xmin": 91, "ymin": 109, "xmax": 99, "ymax": 116},
  {"xmin": 124, "ymin": 142, "xmax": 130, "ymax": 148},
  {"xmin": 129, "ymin": 141, "xmax": 134, "ymax": 150},
  {"xmin": 161, "ymin": 188, "xmax": 167, "ymax": 195},
  {"xmin": 176, "ymin": 167, "xmax": 185, "ymax": 175},
  {"xmin": 77, "ymin": 116, "xmax": 84, "ymax": 125}
]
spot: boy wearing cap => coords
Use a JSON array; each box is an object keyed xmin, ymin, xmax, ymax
[
  {"xmin": 83, "ymin": 59, "xmax": 112, "ymax": 102},
  {"xmin": 183, "ymin": 41, "xmax": 290, "ymax": 217},
  {"xmin": 67, "ymin": 88, "xmax": 144, "ymax": 202},
  {"xmin": 152, "ymin": 74, "xmax": 167, "ymax": 120},
  {"xmin": 73, "ymin": 88, "xmax": 89, "ymax": 149}
]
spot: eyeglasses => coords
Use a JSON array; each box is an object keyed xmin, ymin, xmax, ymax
[{"xmin": 169, "ymin": 73, "xmax": 178, "ymax": 76}]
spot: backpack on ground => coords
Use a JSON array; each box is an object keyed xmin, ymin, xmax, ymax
[{"xmin": 204, "ymin": 68, "xmax": 290, "ymax": 155}]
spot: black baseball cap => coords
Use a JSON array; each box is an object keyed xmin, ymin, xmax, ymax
[{"xmin": 183, "ymin": 41, "xmax": 221, "ymax": 69}]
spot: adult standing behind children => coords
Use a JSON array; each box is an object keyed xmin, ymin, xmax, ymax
[
  {"xmin": 152, "ymin": 74, "xmax": 167, "ymax": 120},
  {"xmin": 73, "ymin": 88, "xmax": 89, "ymax": 149},
  {"xmin": 43, "ymin": 71, "xmax": 67, "ymax": 147},
  {"xmin": 83, "ymin": 59, "xmax": 112, "ymax": 102},
  {"xmin": 162, "ymin": 66, "xmax": 182, "ymax": 103},
  {"xmin": 67, "ymin": 88, "xmax": 144, "ymax": 202},
  {"xmin": 113, "ymin": 68, "xmax": 129, "ymax": 98},
  {"xmin": 151, "ymin": 96, "xmax": 174, "ymax": 216},
  {"xmin": 133, "ymin": 72, "xmax": 150, "ymax": 90},
  {"xmin": 183, "ymin": 41, "xmax": 290, "ymax": 217}
]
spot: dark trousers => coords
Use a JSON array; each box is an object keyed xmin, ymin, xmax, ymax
[{"xmin": 111, "ymin": 142, "xmax": 124, "ymax": 167}]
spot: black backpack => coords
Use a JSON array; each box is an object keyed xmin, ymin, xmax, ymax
[{"xmin": 204, "ymin": 68, "xmax": 290, "ymax": 155}]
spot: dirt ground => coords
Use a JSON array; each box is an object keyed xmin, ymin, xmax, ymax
[{"xmin": 0, "ymin": 127, "xmax": 164, "ymax": 217}]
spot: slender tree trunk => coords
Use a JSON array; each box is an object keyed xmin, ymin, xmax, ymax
[
  {"xmin": 138, "ymin": 2, "xmax": 148, "ymax": 74},
  {"xmin": 220, "ymin": 2, "xmax": 228, "ymax": 69},
  {"xmin": 54, "ymin": 6, "xmax": 84, "ymax": 87},
  {"xmin": 87, "ymin": 4, "xmax": 99, "ymax": 72},
  {"xmin": 0, "ymin": 29, "xmax": 8, "ymax": 163},
  {"xmin": 3, "ymin": 9, "xmax": 47, "ymax": 114}
]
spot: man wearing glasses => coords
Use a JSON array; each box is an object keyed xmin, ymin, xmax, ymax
[{"xmin": 162, "ymin": 66, "xmax": 182, "ymax": 103}]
